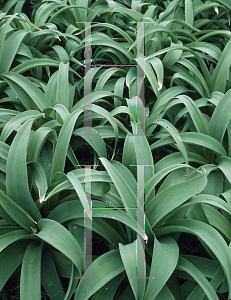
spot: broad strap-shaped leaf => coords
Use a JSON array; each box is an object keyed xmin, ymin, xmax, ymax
[
  {"xmin": 186, "ymin": 194, "xmax": 231, "ymax": 216},
  {"xmin": 64, "ymin": 264, "xmax": 80, "ymax": 300},
  {"xmin": 209, "ymin": 88, "xmax": 231, "ymax": 143},
  {"xmin": 149, "ymin": 57, "xmax": 164, "ymax": 91},
  {"xmin": 150, "ymin": 132, "xmax": 226, "ymax": 157},
  {"xmin": 48, "ymin": 200, "xmax": 147, "ymax": 241},
  {"xmin": 0, "ymin": 230, "xmax": 31, "ymax": 252},
  {"xmin": 52, "ymin": 45, "xmax": 69, "ymax": 63},
  {"xmin": 0, "ymin": 189, "xmax": 37, "ymax": 232},
  {"xmin": 28, "ymin": 162, "xmax": 48, "ymax": 202},
  {"xmin": 11, "ymin": 58, "xmax": 60, "ymax": 74},
  {"xmin": 217, "ymin": 156, "xmax": 231, "ymax": 184},
  {"xmin": 202, "ymin": 204, "xmax": 231, "ymax": 241},
  {"xmin": 0, "ymin": 30, "xmax": 28, "ymax": 73},
  {"xmin": 36, "ymin": 219, "xmax": 84, "ymax": 275},
  {"xmin": 65, "ymin": 172, "xmax": 92, "ymax": 219},
  {"xmin": 95, "ymin": 68, "xmax": 125, "ymax": 92},
  {"xmin": 155, "ymin": 219, "xmax": 231, "ymax": 298},
  {"xmin": 1, "ymin": 72, "xmax": 51, "ymax": 111},
  {"xmin": 74, "ymin": 126, "xmax": 107, "ymax": 158},
  {"xmin": 185, "ymin": 265, "xmax": 224, "ymax": 299},
  {"xmin": 45, "ymin": 169, "xmax": 111, "ymax": 202},
  {"xmin": 154, "ymin": 285, "xmax": 176, "ymax": 300},
  {"xmin": 145, "ymin": 163, "xmax": 194, "ymax": 203},
  {"xmin": 0, "ymin": 240, "xmax": 29, "ymax": 291},
  {"xmin": 136, "ymin": 56, "xmax": 160, "ymax": 97},
  {"xmin": 6, "ymin": 118, "xmax": 42, "ymax": 221},
  {"xmin": 56, "ymin": 62, "xmax": 70, "ymax": 110},
  {"xmin": 154, "ymin": 119, "xmax": 189, "ymax": 165},
  {"xmin": 70, "ymin": 91, "xmax": 124, "ymax": 112},
  {"xmin": 144, "ymin": 236, "xmax": 179, "ymax": 300},
  {"xmin": 91, "ymin": 273, "xmax": 125, "ymax": 300},
  {"xmin": 44, "ymin": 104, "xmax": 70, "ymax": 123},
  {"xmin": 0, "ymin": 141, "xmax": 9, "ymax": 160},
  {"xmin": 177, "ymin": 257, "xmax": 219, "ymax": 300},
  {"xmin": 131, "ymin": 123, "xmax": 154, "ymax": 179},
  {"xmin": 50, "ymin": 109, "xmax": 83, "ymax": 181},
  {"xmin": 20, "ymin": 241, "xmax": 42, "ymax": 300},
  {"xmin": 126, "ymin": 96, "xmax": 145, "ymax": 127},
  {"xmin": 151, "ymin": 86, "xmax": 189, "ymax": 115},
  {"xmin": 74, "ymin": 250, "xmax": 124, "ymax": 300},
  {"xmin": 176, "ymin": 95, "xmax": 208, "ymax": 134},
  {"xmin": 119, "ymin": 239, "xmax": 146, "ymax": 300},
  {"xmin": 185, "ymin": 0, "xmax": 194, "ymax": 27},
  {"xmin": 123, "ymin": 124, "xmax": 154, "ymax": 189},
  {"xmin": 146, "ymin": 169, "xmax": 207, "ymax": 228},
  {"xmin": 72, "ymin": 217, "xmax": 126, "ymax": 250},
  {"xmin": 27, "ymin": 125, "xmax": 58, "ymax": 162},
  {"xmin": 91, "ymin": 104, "xmax": 119, "ymax": 158},
  {"xmin": 41, "ymin": 249, "xmax": 65, "ymax": 300},
  {"xmin": 0, "ymin": 110, "xmax": 42, "ymax": 143},
  {"xmin": 212, "ymin": 39, "xmax": 231, "ymax": 93},
  {"xmin": 0, "ymin": 14, "xmax": 20, "ymax": 62},
  {"xmin": 100, "ymin": 158, "xmax": 137, "ymax": 219}
]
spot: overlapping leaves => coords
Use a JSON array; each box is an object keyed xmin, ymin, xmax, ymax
[{"xmin": 1, "ymin": 0, "xmax": 231, "ymax": 299}]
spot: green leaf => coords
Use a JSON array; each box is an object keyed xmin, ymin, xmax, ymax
[
  {"xmin": 20, "ymin": 241, "xmax": 42, "ymax": 300},
  {"xmin": 70, "ymin": 91, "xmax": 123, "ymax": 112},
  {"xmin": 150, "ymin": 132, "xmax": 226, "ymax": 157},
  {"xmin": 95, "ymin": 68, "xmax": 125, "ymax": 92},
  {"xmin": 41, "ymin": 249, "xmax": 65, "ymax": 300},
  {"xmin": 0, "ymin": 110, "xmax": 41, "ymax": 143},
  {"xmin": 119, "ymin": 239, "xmax": 146, "ymax": 300},
  {"xmin": 6, "ymin": 118, "xmax": 41, "ymax": 221},
  {"xmin": 28, "ymin": 162, "xmax": 48, "ymax": 202},
  {"xmin": 1, "ymin": 73, "xmax": 51, "ymax": 111},
  {"xmin": 185, "ymin": 0, "xmax": 194, "ymax": 27},
  {"xmin": 203, "ymin": 204, "xmax": 231, "ymax": 241},
  {"xmin": 145, "ymin": 164, "xmax": 194, "ymax": 202},
  {"xmin": 176, "ymin": 95, "xmax": 208, "ymax": 134},
  {"xmin": 56, "ymin": 62, "xmax": 70, "ymax": 110},
  {"xmin": 155, "ymin": 219, "xmax": 231, "ymax": 298},
  {"xmin": 144, "ymin": 236, "xmax": 179, "ymax": 300},
  {"xmin": 100, "ymin": 158, "xmax": 137, "ymax": 219},
  {"xmin": 186, "ymin": 194, "xmax": 231, "ymax": 216},
  {"xmin": 92, "ymin": 273, "xmax": 125, "ymax": 300},
  {"xmin": 65, "ymin": 172, "xmax": 92, "ymax": 220},
  {"xmin": 131, "ymin": 123, "xmax": 154, "ymax": 185},
  {"xmin": 52, "ymin": 45, "xmax": 69, "ymax": 64},
  {"xmin": 154, "ymin": 119, "xmax": 189, "ymax": 165},
  {"xmin": 212, "ymin": 39, "xmax": 231, "ymax": 93},
  {"xmin": 149, "ymin": 57, "xmax": 164, "ymax": 91},
  {"xmin": 50, "ymin": 109, "xmax": 83, "ymax": 181},
  {"xmin": 74, "ymin": 250, "xmax": 124, "ymax": 300},
  {"xmin": 74, "ymin": 126, "xmax": 107, "ymax": 158},
  {"xmin": 154, "ymin": 285, "xmax": 176, "ymax": 300},
  {"xmin": 0, "ymin": 30, "xmax": 28, "ymax": 73},
  {"xmin": 36, "ymin": 219, "xmax": 84, "ymax": 274},
  {"xmin": 0, "ymin": 14, "xmax": 20, "ymax": 62},
  {"xmin": 217, "ymin": 156, "xmax": 231, "ymax": 183},
  {"xmin": 146, "ymin": 169, "xmax": 207, "ymax": 228},
  {"xmin": 0, "ymin": 240, "xmax": 29, "ymax": 291},
  {"xmin": 48, "ymin": 200, "xmax": 147, "ymax": 241},
  {"xmin": 177, "ymin": 257, "xmax": 219, "ymax": 300},
  {"xmin": 11, "ymin": 58, "xmax": 60, "ymax": 74},
  {"xmin": 209, "ymin": 88, "xmax": 231, "ymax": 143},
  {"xmin": 0, "ymin": 230, "xmax": 30, "ymax": 252},
  {"xmin": 0, "ymin": 189, "xmax": 37, "ymax": 232}
]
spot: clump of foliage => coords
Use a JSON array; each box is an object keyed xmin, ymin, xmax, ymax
[{"xmin": 1, "ymin": 0, "xmax": 231, "ymax": 299}]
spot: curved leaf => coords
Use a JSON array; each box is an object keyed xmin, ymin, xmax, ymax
[{"xmin": 36, "ymin": 219, "xmax": 84, "ymax": 274}]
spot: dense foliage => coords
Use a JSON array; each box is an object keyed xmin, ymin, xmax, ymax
[{"xmin": 1, "ymin": 0, "xmax": 231, "ymax": 299}]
